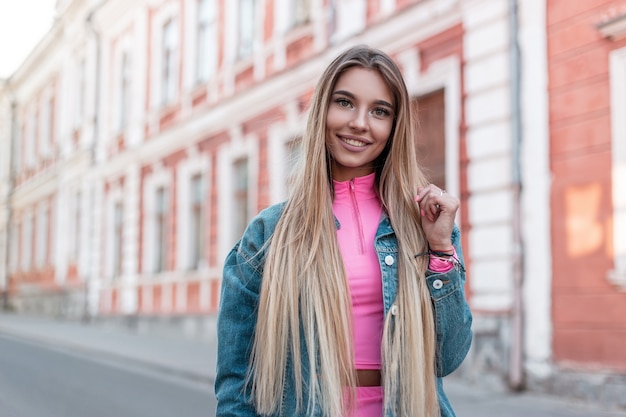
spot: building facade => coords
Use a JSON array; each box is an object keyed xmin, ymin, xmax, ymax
[
  {"xmin": 0, "ymin": 0, "xmax": 624, "ymax": 405},
  {"xmin": 544, "ymin": 0, "xmax": 626, "ymax": 398}
]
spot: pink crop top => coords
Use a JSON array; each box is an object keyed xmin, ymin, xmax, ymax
[
  {"xmin": 333, "ymin": 173, "xmax": 385, "ymax": 369},
  {"xmin": 333, "ymin": 173, "xmax": 453, "ymax": 370}
]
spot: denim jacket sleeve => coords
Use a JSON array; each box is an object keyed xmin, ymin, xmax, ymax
[
  {"xmin": 214, "ymin": 205, "xmax": 282, "ymax": 417},
  {"xmin": 426, "ymin": 225, "xmax": 473, "ymax": 377}
]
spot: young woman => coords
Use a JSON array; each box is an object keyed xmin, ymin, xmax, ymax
[{"xmin": 215, "ymin": 45, "xmax": 472, "ymax": 417}]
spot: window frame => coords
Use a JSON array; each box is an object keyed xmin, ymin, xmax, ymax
[
  {"xmin": 232, "ymin": 157, "xmax": 250, "ymax": 240},
  {"xmin": 117, "ymin": 50, "xmax": 132, "ymax": 132},
  {"xmin": 176, "ymin": 152, "xmax": 210, "ymax": 272},
  {"xmin": 21, "ymin": 212, "xmax": 33, "ymax": 272},
  {"xmin": 237, "ymin": 0, "xmax": 255, "ymax": 59},
  {"xmin": 142, "ymin": 168, "xmax": 172, "ymax": 275},
  {"xmin": 36, "ymin": 201, "xmax": 49, "ymax": 268},
  {"xmin": 39, "ymin": 92, "xmax": 53, "ymax": 158},
  {"xmin": 189, "ymin": 173, "xmax": 205, "ymax": 269},
  {"xmin": 331, "ymin": 0, "xmax": 366, "ymax": 43},
  {"xmin": 154, "ymin": 186, "xmax": 169, "ymax": 273},
  {"xmin": 292, "ymin": 0, "xmax": 311, "ymax": 26},
  {"xmin": 196, "ymin": 0, "xmax": 218, "ymax": 83},
  {"xmin": 217, "ymin": 135, "xmax": 258, "ymax": 262},
  {"xmin": 25, "ymin": 105, "xmax": 37, "ymax": 169},
  {"xmin": 74, "ymin": 57, "xmax": 86, "ymax": 130},
  {"xmin": 9, "ymin": 222, "xmax": 19, "ymax": 273},
  {"xmin": 113, "ymin": 201, "xmax": 124, "ymax": 277},
  {"xmin": 161, "ymin": 18, "xmax": 179, "ymax": 105},
  {"xmin": 72, "ymin": 190, "xmax": 82, "ymax": 262},
  {"xmin": 608, "ymin": 46, "xmax": 626, "ymax": 288}
]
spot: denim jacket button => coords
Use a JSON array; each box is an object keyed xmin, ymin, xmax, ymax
[
  {"xmin": 384, "ymin": 255, "xmax": 394, "ymax": 266},
  {"xmin": 390, "ymin": 304, "xmax": 398, "ymax": 315},
  {"xmin": 433, "ymin": 279, "xmax": 444, "ymax": 289}
]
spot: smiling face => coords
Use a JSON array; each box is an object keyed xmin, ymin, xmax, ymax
[{"xmin": 325, "ymin": 67, "xmax": 395, "ymax": 182}]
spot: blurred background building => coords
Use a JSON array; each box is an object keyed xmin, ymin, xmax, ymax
[{"xmin": 0, "ymin": 0, "xmax": 624, "ymax": 407}]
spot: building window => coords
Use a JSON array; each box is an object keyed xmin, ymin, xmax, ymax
[
  {"xmin": 22, "ymin": 215, "xmax": 32, "ymax": 271},
  {"xmin": 36, "ymin": 203, "xmax": 49, "ymax": 267},
  {"xmin": 9, "ymin": 222, "xmax": 19, "ymax": 273},
  {"xmin": 233, "ymin": 159, "xmax": 249, "ymax": 239},
  {"xmin": 380, "ymin": 0, "xmax": 396, "ymax": 15},
  {"xmin": 162, "ymin": 19, "xmax": 179, "ymax": 105},
  {"xmin": 113, "ymin": 202, "xmax": 124, "ymax": 276},
  {"xmin": 290, "ymin": 0, "xmax": 310, "ymax": 27},
  {"xmin": 14, "ymin": 124, "xmax": 22, "ymax": 173},
  {"xmin": 189, "ymin": 174, "xmax": 205, "ymax": 269},
  {"xmin": 40, "ymin": 96, "xmax": 53, "ymax": 157},
  {"xmin": 197, "ymin": 0, "xmax": 218, "ymax": 83},
  {"xmin": 276, "ymin": 0, "xmax": 310, "ymax": 34},
  {"xmin": 237, "ymin": 0, "xmax": 255, "ymax": 59},
  {"xmin": 73, "ymin": 191, "xmax": 81, "ymax": 261},
  {"xmin": 332, "ymin": 0, "xmax": 366, "ymax": 42},
  {"xmin": 48, "ymin": 97, "xmax": 55, "ymax": 147},
  {"xmin": 117, "ymin": 51, "xmax": 131, "ymax": 131},
  {"xmin": 608, "ymin": 46, "xmax": 626, "ymax": 286},
  {"xmin": 75, "ymin": 58, "xmax": 86, "ymax": 129},
  {"xmin": 413, "ymin": 90, "xmax": 446, "ymax": 190},
  {"xmin": 285, "ymin": 137, "xmax": 302, "ymax": 193},
  {"xmin": 155, "ymin": 187, "xmax": 168, "ymax": 272},
  {"xmin": 25, "ymin": 107, "xmax": 37, "ymax": 168}
]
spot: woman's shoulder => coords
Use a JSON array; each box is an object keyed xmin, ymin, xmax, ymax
[
  {"xmin": 250, "ymin": 201, "xmax": 286, "ymax": 228},
  {"xmin": 240, "ymin": 201, "xmax": 286, "ymax": 244},
  {"xmin": 258, "ymin": 201, "xmax": 287, "ymax": 219},
  {"xmin": 230, "ymin": 202, "xmax": 286, "ymax": 271}
]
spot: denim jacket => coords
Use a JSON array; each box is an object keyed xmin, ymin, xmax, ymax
[{"xmin": 215, "ymin": 203, "xmax": 473, "ymax": 417}]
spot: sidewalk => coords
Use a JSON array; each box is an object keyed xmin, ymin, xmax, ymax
[
  {"xmin": 0, "ymin": 313, "xmax": 215, "ymax": 384},
  {"xmin": 0, "ymin": 313, "xmax": 624, "ymax": 417}
]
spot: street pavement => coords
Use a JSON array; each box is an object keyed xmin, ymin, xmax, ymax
[
  {"xmin": 0, "ymin": 334, "xmax": 214, "ymax": 417},
  {"xmin": 0, "ymin": 313, "xmax": 624, "ymax": 417}
]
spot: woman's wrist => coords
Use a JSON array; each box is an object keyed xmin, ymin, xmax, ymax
[
  {"xmin": 415, "ymin": 246, "xmax": 464, "ymax": 273},
  {"xmin": 428, "ymin": 247, "xmax": 457, "ymax": 272},
  {"xmin": 428, "ymin": 244, "xmax": 454, "ymax": 255}
]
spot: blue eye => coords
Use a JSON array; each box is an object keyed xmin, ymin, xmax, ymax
[{"xmin": 336, "ymin": 98, "xmax": 351, "ymax": 107}]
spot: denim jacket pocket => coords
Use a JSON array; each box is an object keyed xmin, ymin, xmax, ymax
[
  {"xmin": 426, "ymin": 271, "xmax": 461, "ymax": 302},
  {"xmin": 427, "ymin": 269, "xmax": 473, "ymax": 377}
]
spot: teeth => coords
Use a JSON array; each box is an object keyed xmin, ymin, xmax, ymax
[{"xmin": 342, "ymin": 137, "xmax": 366, "ymax": 147}]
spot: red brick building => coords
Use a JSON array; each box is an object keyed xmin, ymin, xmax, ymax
[{"xmin": 548, "ymin": 0, "xmax": 626, "ymax": 374}]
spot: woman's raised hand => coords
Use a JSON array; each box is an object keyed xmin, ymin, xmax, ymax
[{"xmin": 414, "ymin": 185, "xmax": 459, "ymax": 251}]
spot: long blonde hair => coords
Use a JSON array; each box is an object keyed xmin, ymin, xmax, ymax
[{"xmin": 250, "ymin": 45, "xmax": 438, "ymax": 417}]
